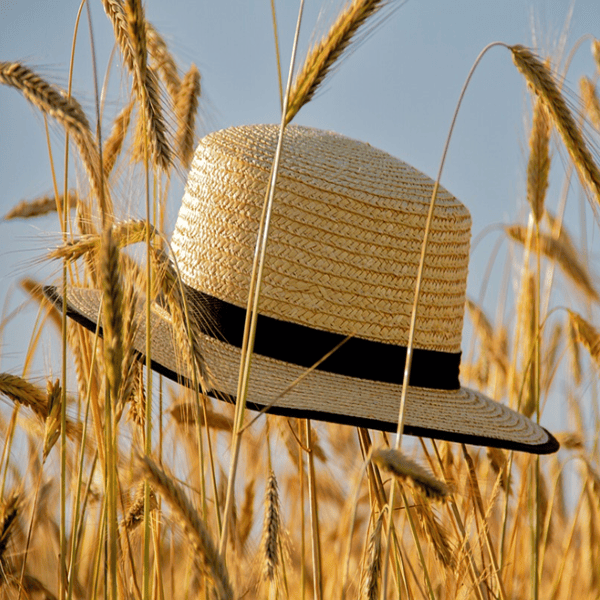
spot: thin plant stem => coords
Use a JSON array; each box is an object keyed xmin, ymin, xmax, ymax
[
  {"xmin": 57, "ymin": 1, "xmax": 87, "ymax": 592},
  {"xmin": 304, "ymin": 420, "xmax": 323, "ymax": 600},
  {"xmin": 270, "ymin": 0, "xmax": 283, "ymax": 111},
  {"xmin": 382, "ymin": 40, "xmax": 506, "ymax": 600},
  {"xmin": 401, "ymin": 490, "xmax": 436, "ymax": 600},
  {"xmin": 218, "ymin": 0, "xmax": 305, "ymax": 557}
]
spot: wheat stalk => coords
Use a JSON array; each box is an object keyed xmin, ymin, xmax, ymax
[
  {"xmin": 285, "ymin": 0, "xmax": 388, "ymax": 124},
  {"xmin": 511, "ymin": 45, "xmax": 600, "ymax": 204}
]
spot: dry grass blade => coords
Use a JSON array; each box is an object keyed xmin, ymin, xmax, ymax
[
  {"xmin": 0, "ymin": 493, "xmax": 20, "ymax": 567},
  {"xmin": 103, "ymin": 100, "xmax": 134, "ymax": 176},
  {"xmin": 506, "ymin": 224, "xmax": 599, "ymax": 302},
  {"xmin": 146, "ymin": 21, "xmax": 181, "ymax": 101},
  {"xmin": 511, "ymin": 45, "xmax": 600, "ymax": 204},
  {"xmin": 580, "ymin": 76, "xmax": 600, "ymax": 130},
  {"xmin": 138, "ymin": 455, "xmax": 234, "ymax": 600},
  {"xmin": 285, "ymin": 0, "xmax": 388, "ymax": 124},
  {"xmin": 48, "ymin": 219, "xmax": 154, "ymax": 262},
  {"xmin": 4, "ymin": 191, "xmax": 78, "ymax": 220},
  {"xmin": 0, "ymin": 62, "xmax": 109, "ymax": 211},
  {"xmin": 363, "ymin": 510, "xmax": 385, "ymax": 600},
  {"xmin": 527, "ymin": 96, "xmax": 551, "ymax": 223},
  {"xmin": 371, "ymin": 448, "xmax": 449, "ymax": 501},
  {"xmin": 175, "ymin": 64, "xmax": 201, "ymax": 169},
  {"xmin": 262, "ymin": 470, "xmax": 281, "ymax": 582}
]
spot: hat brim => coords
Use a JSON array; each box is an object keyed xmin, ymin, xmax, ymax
[{"xmin": 44, "ymin": 285, "xmax": 559, "ymax": 454}]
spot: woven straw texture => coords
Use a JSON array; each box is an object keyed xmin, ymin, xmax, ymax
[{"xmin": 171, "ymin": 125, "xmax": 471, "ymax": 352}]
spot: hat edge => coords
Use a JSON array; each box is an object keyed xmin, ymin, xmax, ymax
[{"xmin": 44, "ymin": 285, "xmax": 559, "ymax": 455}]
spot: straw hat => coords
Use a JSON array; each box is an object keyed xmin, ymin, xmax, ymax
[{"xmin": 47, "ymin": 124, "xmax": 558, "ymax": 454}]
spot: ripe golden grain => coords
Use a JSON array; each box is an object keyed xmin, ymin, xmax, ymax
[
  {"xmin": 511, "ymin": 45, "xmax": 600, "ymax": 204},
  {"xmin": 371, "ymin": 448, "xmax": 449, "ymax": 501}
]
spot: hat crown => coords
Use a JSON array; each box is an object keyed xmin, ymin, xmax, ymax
[{"xmin": 171, "ymin": 124, "xmax": 471, "ymax": 352}]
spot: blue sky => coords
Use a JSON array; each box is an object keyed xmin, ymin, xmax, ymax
[{"xmin": 1, "ymin": 0, "xmax": 599, "ymax": 433}]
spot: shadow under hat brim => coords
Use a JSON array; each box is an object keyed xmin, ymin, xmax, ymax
[{"xmin": 43, "ymin": 285, "xmax": 559, "ymax": 455}]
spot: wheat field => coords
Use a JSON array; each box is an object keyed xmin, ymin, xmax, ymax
[{"xmin": 1, "ymin": 1, "xmax": 600, "ymax": 599}]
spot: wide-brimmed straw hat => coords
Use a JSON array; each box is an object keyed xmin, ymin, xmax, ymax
[{"xmin": 46, "ymin": 124, "xmax": 558, "ymax": 454}]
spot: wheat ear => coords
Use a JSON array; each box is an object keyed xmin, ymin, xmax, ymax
[
  {"xmin": 511, "ymin": 45, "xmax": 600, "ymax": 204},
  {"xmin": 48, "ymin": 219, "xmax": 154, "ymax": 262},
  {"xmin": 103, "ymin": 100, "xmax": 134, "ymax": 176},
  {"xmin": 580, "ymin": 76, "xmax": 600, "ymax": 130},
  {"xmin": 101, "ymin": 226, "xmax": 124, "ymax": 403},
  {"xmin": 262, "ymin": 470, "xmax": 281, "ymax": 582},
  {"xmin": 146, "ymin": 21, "xmax": 181, "ymax": 101},
  {"xmin": 3, "ymin": 191, "xmax": 78, "ymax": 220},
  {"xmin": 506, "ymin": 224, "xmax": 599, "ymax": 302},
  {"xmin": 102, "ymin": 0, "xmax": 171, "ymax": 170},
  {"xmin": 362, "ymin": 509, "xmax": 385, "ymax": 600},
  {"xmin": 176, "ymin": 64, "xmax": 201, "ymax": 169},
  {"xmin": 138, "ymin": 455, "xmax": 233, "ymax": 600},
  {"xmin": 527, "ymin": 96, "xmax": 551, "ymax": 223},
  {"xmin": 285, "ymin": 0, "xmax": 387, "ymax": 124},
  {"xmin": 0, "ymin": 62, "xmax": 109, "ymax": 212},
  {"xmin": 371, "ymin": 448, "xmax": 449, "ymax": 501},
  {"xmin": 567, "ymin": 310, "xmax": 600, "ymax": 367},
  {"xmin": 0, "ymin": 494, "xmax": 20, "ymax": 567}
]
